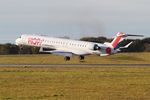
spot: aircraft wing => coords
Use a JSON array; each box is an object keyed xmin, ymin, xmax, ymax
[
  {"xmin": 49, "ymin": 50, "xmax": 73, "ymax": 57},
  {"xmin": 39, "ymin": 47, "xmax": 90, "ymax": 56}
]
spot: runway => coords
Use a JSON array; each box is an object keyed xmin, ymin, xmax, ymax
[{"xmin": 0, "ymin": 64, "xmax": 150, "ymax": 67}]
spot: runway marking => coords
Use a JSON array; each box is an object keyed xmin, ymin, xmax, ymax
[{"xmin": 0, "ymin": 64, "xmax": 150, "ymax": 67}]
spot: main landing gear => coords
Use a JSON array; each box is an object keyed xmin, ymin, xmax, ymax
[
  {"xmin": 64, "ymin": 55, "xmax": 85, "ymax": 61},
  {"xmin": 64, "ymin": 56, "xmax": 70, "ymax": 61},
  {"xmin": 79, "ymin": 55, "xmax": 85, "ymax": 60}
]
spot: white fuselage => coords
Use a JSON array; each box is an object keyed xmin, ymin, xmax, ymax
[{"xmin": 16, "ymin": 34, "xmax": 110, "ymax": 56}]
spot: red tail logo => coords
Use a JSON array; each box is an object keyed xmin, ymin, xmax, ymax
[{"xmin": 111, "ymin": 32, "xmax": 125, "ymax": 48}]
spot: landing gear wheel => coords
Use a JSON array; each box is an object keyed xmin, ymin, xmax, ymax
[
  {"xmin": 64, "ymin": 56, "xmax": 70, "ymax": 61},
  {"xmin": 79, "ymin": 55, "xmax": 85, "ymax": 60}
]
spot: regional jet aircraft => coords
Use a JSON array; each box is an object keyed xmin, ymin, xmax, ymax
[{"xmin": 15, "ymin": 32, "xmax": 143, "ymax": 61}]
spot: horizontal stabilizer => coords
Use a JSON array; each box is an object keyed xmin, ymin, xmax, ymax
[
  {"xmin": 126, "ymin": 34, "xmax": 144, "ymax": 37},
  {"xmin": 122, "ymin": 34, "xmax": 144, "ymax": 38}
]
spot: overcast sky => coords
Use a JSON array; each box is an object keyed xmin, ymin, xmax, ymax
[{"xmin": 0, "ymin": 0, "xmax": 149, "ymax": 43}]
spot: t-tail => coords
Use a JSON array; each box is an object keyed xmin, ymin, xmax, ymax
[
  {"xmin": 103, "ymin": 32, "xmax": 143, "ymax": 56},
  {"xmin": 104, "ymin": 32, "xmax": 126, "ymax": 49},
  {"xmin": 105, "ymin": 32, "xmax": 143, "ymax": 49}
]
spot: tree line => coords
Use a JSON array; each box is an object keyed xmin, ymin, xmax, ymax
[
  {"xmin": 0, "ymin": 37, "xmax": 149, "ymax": 55},
  {"xmin": 0, "ymin": 43, "xmax": 39, "ymax": 55}
]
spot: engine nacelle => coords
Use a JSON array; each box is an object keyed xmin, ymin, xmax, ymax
[
  {"xmin": 88, "ymin": 44, "xmax": 101, "ymax": 51},
  {"xmin": 93, "ymin": 44, "xmax": 101, "ymax": 50}
]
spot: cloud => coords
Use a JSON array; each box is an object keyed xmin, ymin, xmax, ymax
[{"xmin": 0, "ymin": 0, "xmax": 150, "ymax": 43}]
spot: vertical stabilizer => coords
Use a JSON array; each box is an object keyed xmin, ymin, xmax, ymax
[{"xmin": 111, "ymin": 32, "xmax": 125, "ymax": 48}]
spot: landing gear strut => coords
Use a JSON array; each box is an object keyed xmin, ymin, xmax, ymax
[
  {"xmin": 79, "ymin": 55, "xmax": 85, "ymax": 60},
  {"xmin": 18, "ymin": 45, "xmax": 23, "ymax": 54},
  {"xmin": 64, "ymin": 56, "xmax": 70, "ymax": 61}
]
